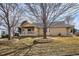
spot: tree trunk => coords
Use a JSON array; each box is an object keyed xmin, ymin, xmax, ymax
[
  {"xmin": 8, "ymin": 25, "xmax": 11, "ymax": 40},
  {"xmin": 6, "ymin": 10, "xmax": 11, "ymax": 40},
  {"xmin": 66, "ymin": 27, "xmax": 69, "ymax": 36},
  {"xmin": 6, "ymin": 13, "xmax": 11, "ymax": 40},
  {"xmin": 41, "ymin": 3, "xmax": 47, "ymax": 39},
  {"xmin": 12, "ymin": 27, "xmax": 15, "ymax": 39},
  {"xmin": 43, "ymin": 15, "xmax": 47, "ymax": 39},
  {"xmin": 43, "ymin": 27, "xmax": 47, "ymax": 39}
]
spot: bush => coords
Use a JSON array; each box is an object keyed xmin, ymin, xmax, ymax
[
  {"xmin": 1, "ymin": 34, "xmax": 9, "ymax": 38},
  {"xmin": 14, "ymin": 33, "xmax": 19, "ymax": 36},
  {"xmin": 58, "ymin": 33, "xmax": 61, "ymax": 36}
]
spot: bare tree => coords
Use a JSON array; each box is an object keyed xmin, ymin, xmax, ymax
[
  {"xmin": 65, "ymin": 15, "xmax": 75, "ymax": 35},
  {"xmin": 10, "ymin": 6, "xmax": 23, "ymax": 37},
  {"xmin": 24, "ymin": 3, "xmax": 78, "ymax": 39},
  {"xmin": 0, "ymin": 3, "xmax": 23, "ymax": 40},
  {"xmin": 65, "ymin": 15, "xmax": 74, "ymax": 24}
]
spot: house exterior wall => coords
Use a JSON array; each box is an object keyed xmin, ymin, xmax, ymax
[
  {"xmin": 20, "ymin": 27, "xmax": 72, "ymax": 36},
  {"xmin": 0, "ymin": 30, "xmax": 2, "ymax": 38},
  {"xmin": 21, "ymin": 27, "xmax": 38, "ymax": 36},
  {"xmin": 36, "ymin": 28, "xmax": 53, "ymax": 36},
  {"xmin": 34, "ymin": 27, "xmax": 39, "ymax": 35},
  {"xmin": 48, "ymin": 27, "xmax": 71, "ymax": 36},
  {"xmin": 37, "ymin": 28, "xmax": 43, "ymax": 36},
  {"xmin": 20, "ymin": 22, "xmax": 73, "ymax": 36},
  {"xmin": 0, "ymin": 29, "xmax": 8, "ymax": 38}
]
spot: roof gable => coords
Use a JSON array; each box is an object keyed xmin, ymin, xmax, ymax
[{"xmin": 20, "ymin": 21, "xmax": 74, "ymax": 28}]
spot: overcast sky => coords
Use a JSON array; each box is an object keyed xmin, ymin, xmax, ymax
[
  {"xmin": 74, "ymin": 12, "xmax": 79, "ymax": 29},
  {"xmin": 0, "ymin": 3, "xmax": 79, "ymax": 30}
]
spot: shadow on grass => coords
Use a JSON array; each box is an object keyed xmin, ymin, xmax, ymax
[{"xmin": 0, "ymin": 39, "xmax": 51, "ymax": 56}]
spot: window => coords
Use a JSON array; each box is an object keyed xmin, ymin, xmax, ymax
[
  {"xmin": 70, "ymin": 29, "xmax": 72, "ymax": 33},
  {"xmin": 27, "ymin": 28, "xmax": 34, "ymax": 34},
  {"xmin": 1, "ymin": 31, "xmax": 5, "ymax": 35},
  {"xmin": 28, "ymin": 29, "xmax": 32, "ymax": 31}
]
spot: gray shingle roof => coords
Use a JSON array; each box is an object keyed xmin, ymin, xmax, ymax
[
  {"xmin": 21, "ymin": 21, "xmax": 74, "ymax": 28},
  {"xmin": 34, "ymin": 21, "xmax": 73, "ymax": 28}
]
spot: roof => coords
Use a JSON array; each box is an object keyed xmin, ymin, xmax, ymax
[
  {"xmin": 34, "ymin": 21, "xmax": 74, "ymax": 28},
  {"xmin": 20, "ymin": 21, "xmax": 28, "ymax": 26},
  {"xmin": 20, "ymin": 21, "xmax": 74, "ymax": 28},
  {"xmin": 49, "ymin": 22, "xmax": 74, "ymax": 28},
  {"xmin": 20, "ymin": 20, "xmax": 35, "ymax": 28}
]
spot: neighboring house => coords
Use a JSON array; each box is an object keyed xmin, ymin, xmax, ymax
[
  {"xmin": 74, "ymin": 29, "xmax": 79, "ymax": 36},
  {"xmin": 19, "ymin": 21, "xmax": 74, "ymax": 36},
  {"xmin": 0, "ymin": 26, "xmax": 7, "ymax": 38}
]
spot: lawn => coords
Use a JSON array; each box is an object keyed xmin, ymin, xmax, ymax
[
  {"xmin": 27, "ymin": 37, "xmax": 79, "ymax": 56},
  {"xmin": 0, "ymin": 37, "xmax": 79, "ymax": 56}
]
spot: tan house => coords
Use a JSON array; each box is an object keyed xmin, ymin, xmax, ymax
[{"xmin": 19, "ymin": 21, "xmax": 74, "ymax": 36}]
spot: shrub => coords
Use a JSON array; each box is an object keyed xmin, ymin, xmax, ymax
[
  {"xmin": 1, "ymin": 34, "xmax": 9, "ymax": 38},
  {"xmin": 14, "ymin": 33, "xmax": 19, "ymax": 36},
  {"xmin": 58, "ymin": 33, "xmax": 61, "ymax": 36}
]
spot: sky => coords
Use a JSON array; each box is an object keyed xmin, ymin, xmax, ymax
[
  {"xmin": 0, "ymin": 3, "xmax": 79, "ymax": 30},
  {"xmin": 74, "ymin": 13, "xmax": 79, "ymax": 29}
]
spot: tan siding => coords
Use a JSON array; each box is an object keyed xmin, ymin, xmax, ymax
[
  {"xmin": 38, "ymin": 28, "xmax": 43, "ymax": 36},
  {"xmin": 49, "ymin": 28, "xmax": 67, "ymax": 36},
  {"xmin": 20, "ymin": 23, "xmax": 73, "ymax": 36},
  {"xmin": 20, "ymin": 21, "xmax": 73, "ymax": 36},
  {"xmin": 34, "ymin": 27, "xmax": 39, "ymax": 35},
  {"xmin": 21, "ymin": 27, "xmax": 72, "ymax": 36}
]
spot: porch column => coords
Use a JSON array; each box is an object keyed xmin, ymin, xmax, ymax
[{"xmin": 66, "ymin": 27, "xmax": 69, "ymax": 36}]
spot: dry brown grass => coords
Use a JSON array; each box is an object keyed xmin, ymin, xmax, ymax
[
  {"xmin": 27, "ymin": 37, "xmax": 79, "ymax": 56},
  {"xmin": 0, "ymin": 37, "xmax": 79, "ymax": 56}
]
